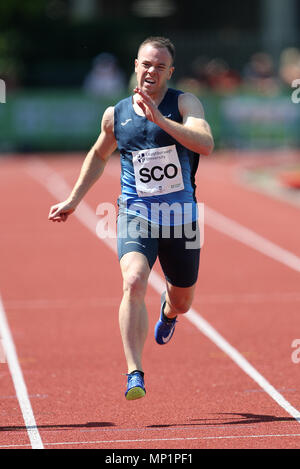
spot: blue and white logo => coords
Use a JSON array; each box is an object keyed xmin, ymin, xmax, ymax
[{"xmin": 137, "ymin": 153, "xmax": 146, "ymax": 164}]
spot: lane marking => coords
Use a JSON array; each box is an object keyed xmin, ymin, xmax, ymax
[
  {"xmin": 205, "ymin": 206, "xmax": 300, "ymax": 273},
  {"xmin": 0, "ymin": 296, "xmax": 44, "ymax": 449},
  {"xmin": 1, "ymin": 432, "xmax": 300, "ymax": 448},
  {"xmin": 27, "ymin": 159, "xmax": 300, "ymax": 425},
  {"xmin": 185, "ymin": 309, "xmax": 300, "ymax": 422},
  {"xmin": 147, "ymin": 272, "xmax": 300, "ymax": 424}
]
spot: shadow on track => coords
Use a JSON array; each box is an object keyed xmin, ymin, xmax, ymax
[
  {"xmin": 0, "ymin": 421, "xmax": 115, "ymax": 432},
  {"xmin": 147, "ymin": 412, "xmax": 296, "ymax": 428}
]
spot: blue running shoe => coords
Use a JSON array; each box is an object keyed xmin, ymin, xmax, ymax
[
  {"xmin": 154, "ymin": 291, "xmax": 177, "ymax": 345},
  {"xmin": 125, "ymin": 370, "xmax": 146, "ymax": 401}
]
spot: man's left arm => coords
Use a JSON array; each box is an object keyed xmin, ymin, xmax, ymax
[{"xmin": 135, "ymin": 89, "xmax": 214, "ymax": 156}]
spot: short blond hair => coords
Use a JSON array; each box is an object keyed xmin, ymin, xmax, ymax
[{"xmin": 138, "ymin": 36, "xmax": 175, "ymax": 64}]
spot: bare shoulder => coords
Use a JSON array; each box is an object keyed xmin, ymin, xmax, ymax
[
  {"xmin": 101, "ymin": 106, "xmax": 115, "ymax": 133},
  {"xmin": 178, "ymin": 92, "xmax": 205, "ymax": 119},
  {"xmin": 93, "ymin": 105, "xmax": 117, "ymax": 160}
]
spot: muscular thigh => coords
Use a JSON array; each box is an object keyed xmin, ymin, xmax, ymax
[
  {"xmin": 158, "ymin": 221, "xmax": 201, "ymax": 288},
  {"xmin": 117, "ymin": 212, "xmax": 159, "ymax": 270}
]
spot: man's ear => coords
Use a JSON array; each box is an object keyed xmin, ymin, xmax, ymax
[{"xmin": 168, "ymin": 66, "xmax": 175, "ymax": 80}]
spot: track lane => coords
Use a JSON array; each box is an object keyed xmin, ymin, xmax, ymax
[
  {"xmin": 0, "ymin": 154, "xmax": 300, "ymax": 448},
  {"xmin": 33, "ymin": 153, "xmax": 300, "ymax": 442}
]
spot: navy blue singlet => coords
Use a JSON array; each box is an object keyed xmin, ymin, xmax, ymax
[{"xmin": 114, "ymin": 88, "xmax": 200, "ymax": 226}]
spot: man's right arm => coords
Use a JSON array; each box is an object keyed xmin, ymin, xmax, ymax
[{"xmin": 48, "ymin": 106, "xmax": 117, "ymax": 222}]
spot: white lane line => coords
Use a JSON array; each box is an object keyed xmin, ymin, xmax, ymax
[
  {"xmin": 0, "ymin": 296, "xmax": 44, "ymax": 449},
  {"xmin": 205, "ymin": 206, "xmax": 300, "ymax": 273},
  {"xmin": 27, "ymin": 159, "xmax": 300, "ymax": 425},
  {"xmin": 148, "ymin": 273, "xmax": 300, "ymax": 424},
  {"xmin": 186, "ymin": 310, "xmax": 300, "ymax": 422},
  {"xmin": 1, "ymin": 433, "xmax": 300, "ymax": 448}
]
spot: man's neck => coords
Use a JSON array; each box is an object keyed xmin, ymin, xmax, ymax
[{"xmin": 150, "ymin": 86, "xmax": 169, "ymax": 106}]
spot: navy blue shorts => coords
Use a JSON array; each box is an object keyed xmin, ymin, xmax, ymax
[{"xmin": 117, "ymin": 212, "xmax": 201, "ymax": 288}]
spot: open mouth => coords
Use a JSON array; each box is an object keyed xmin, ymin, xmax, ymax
[{"xmin": 145, "ymin": 78, "xmax": 156, "ymax": 85}]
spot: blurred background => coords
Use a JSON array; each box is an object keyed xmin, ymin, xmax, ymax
[{"xmin": 0, "ymin": 0, "xmax": 300, "ymax": 153}]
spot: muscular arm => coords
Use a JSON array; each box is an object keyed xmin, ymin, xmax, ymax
[
  {"xmin": 135, "ymin": 88, "xmax": 214, "ymax": 156},
  {"xmin": 67, "ymin": 106, "xmax": 116, "ymax": 205},
  {"xmin": 48, "ymin": 106, "xmax": 117, "ymax": 222}
]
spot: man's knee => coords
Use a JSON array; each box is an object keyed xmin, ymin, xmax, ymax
[
  {"xmin": 123, "ymin": 270, "xmax": 148, "ymax": 298},
  {"xmin": 121, "ymin": 254, "xmax": 150, "ymax": 299},
  {"xmin": 167, "ymin": 288, "xmax": 195, "ymax": 315}
]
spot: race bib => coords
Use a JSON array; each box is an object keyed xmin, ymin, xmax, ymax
[{"xmin": 132, "ymin": 145, "xmax": 184, "ymax": 197}]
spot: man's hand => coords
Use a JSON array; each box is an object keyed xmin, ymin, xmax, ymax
[
  {"xmin": 134, "ymin": 87, "xmax": 163, "ymax": 124},
  {"xmin": 135, "ymin": 88, "xmax": 213, "ymax": 156},
  {"xmin": 48, "ymin": 200, "xmax": 76, "ymax": 223}
]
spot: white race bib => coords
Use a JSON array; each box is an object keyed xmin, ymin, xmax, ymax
[{"xmin": 132, "ymin": 145, "xmax": 184, "ymax": 197}]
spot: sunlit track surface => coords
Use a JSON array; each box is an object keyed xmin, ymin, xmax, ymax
[{"xmin": 0, "ymin": 152, "xmax": 300, "ymax": 449}]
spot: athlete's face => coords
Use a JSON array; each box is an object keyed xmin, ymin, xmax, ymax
[{"xmin": 135, "ymin": 44, "xmax": 174, "ymax": 96}]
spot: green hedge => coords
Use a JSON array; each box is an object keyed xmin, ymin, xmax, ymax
[{"xmin": 0, "ymin": 89, "xmax": 299, "ymax": 152}]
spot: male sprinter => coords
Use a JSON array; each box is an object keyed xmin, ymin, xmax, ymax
[{"xmin": 48, "ymin": 37, "xmax": 214, "ymax": 400}]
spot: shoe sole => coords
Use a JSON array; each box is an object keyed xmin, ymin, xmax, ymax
[{"xmin": 125, "ymin": 386, "xmax": 146, "ymax": 401}]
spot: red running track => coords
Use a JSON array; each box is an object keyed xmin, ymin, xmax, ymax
[{"xmin": 0, "ymin": 151, "xmax": 300, "ymax": 449}]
